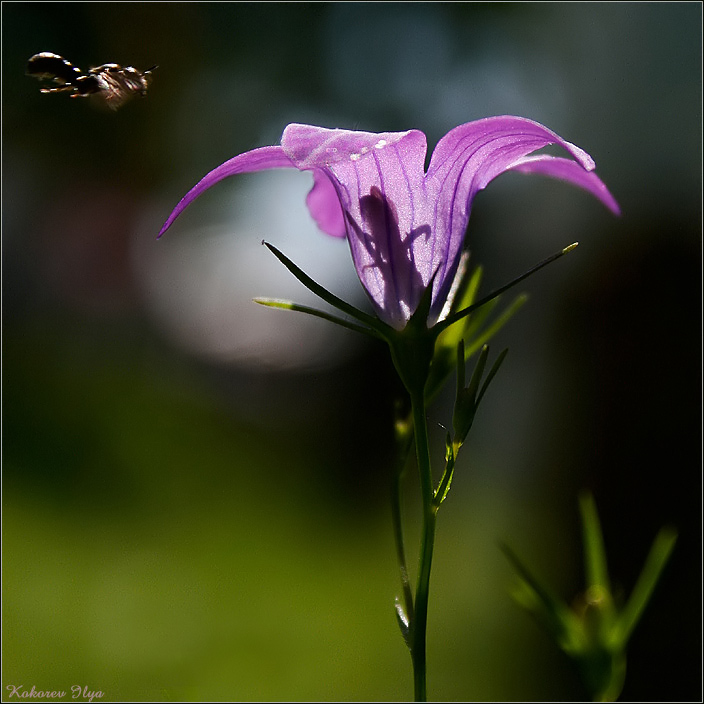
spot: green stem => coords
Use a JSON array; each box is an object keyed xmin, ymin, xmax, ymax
[{"xmin": 410, "ymin": 388, "xmax": 437, "ymax": 702}]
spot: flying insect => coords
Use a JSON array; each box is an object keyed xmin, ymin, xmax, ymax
[{"xmin": 27, "ymin": 52, "xmax": 156, "ymax": 110}]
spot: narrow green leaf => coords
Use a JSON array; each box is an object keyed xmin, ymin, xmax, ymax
[
  {"xmin": 500, "ymin": 542, "xmax": 582, "ymax": 652},
  {"xmin": 452, "ymin": 344, "xmax": 488, "ymax": 444},
  {"xmin": 456, "ymin": 339, "xmax": 466, "ymax": 393},
  {"xmin": 426, "ymin": 267, "xmax": 521, "ymax": 405},
  {"xmin": 579, "ymin": 493, "xmax": 611, "ymax": 595},
  {"xmin": 616, "ymin": 527, "xmax": 677, "ymax": 646},
  {"xmin": 426, "ymin": 292, "xmax": 524, "ymax": 404},
  {"xmin": 464, "ymin": 294, "xmax": 527, "ymax": 360},
  {"xmin": 465, "ymin": 344, "xmax": 489, "ymax": 404},
  {"xmin": 462, "ymin": 264, "xmax": 483, "ymax": 308},
  {"xmin": 476, "ymin": 347, "xmax": 509, "ymax": 407},
  {"xmin": 433, "ymin": 433, "xmax": 456, "ymax": 507},
  {"xmin": 461, "ymin": 298, "xmax": 500, "ymax": 351}
]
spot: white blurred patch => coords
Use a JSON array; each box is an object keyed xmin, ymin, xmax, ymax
[{"xmin": 134, "ymin": 170, "xmax": 368, "ymax": 370}]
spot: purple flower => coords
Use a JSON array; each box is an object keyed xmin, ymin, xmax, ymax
[{"xmin": 160, "ymin": 117, "xmax": 619, "ymax": 330}]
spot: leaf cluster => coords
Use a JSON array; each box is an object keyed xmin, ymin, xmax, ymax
[{"xmin": 502, "ymin": 493, "xmax": 677, "ymax": 702}]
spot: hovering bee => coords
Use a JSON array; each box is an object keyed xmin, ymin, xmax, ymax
[{"xmin": 26, "ymin": 52, "xmax": 156, "ymax": 110}]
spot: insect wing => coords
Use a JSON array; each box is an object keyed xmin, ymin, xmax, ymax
[
  {"xmin": 87, "ymin": 63, "xmax": 121, "ymax": 75},
  {"xmin": 27, "ymin": 52, "xmax": 82, "ymax": 84}
]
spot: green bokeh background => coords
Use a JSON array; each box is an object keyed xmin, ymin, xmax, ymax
[{"xmin": 3, "ymin": 3, "xmax": 701, "ymax": 701}]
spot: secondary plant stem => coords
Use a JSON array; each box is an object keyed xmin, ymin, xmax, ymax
[
  {"xmin": 410, "ymin": 389, "xmax": 438, "ymax": 702},
  {"xmin": 391, "ymin": 424, "xmax": 415, "ymax": 626}
]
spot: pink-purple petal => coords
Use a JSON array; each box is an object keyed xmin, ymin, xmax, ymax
[
  {"xmin": 423, "ymin": 116, "xmax": 613, "ymax": 322},
  {"xmin": 427, "ymin": 116, "xmax": 595, "ymax": 179},
  {"xmin": 158, "ymin": 145, "xmax": 295, "ymax": 238},
  {"xmin": 282, "ymin": 123, "xmax": 431, "ymax": 328},
  {"xmin": 281, "ymin": 123, "xmax": 423, "ymax": 173},
  {"xmin": 159, "ymin": 118, "xmax": 619, "ymax": 331},
  {"xmin": 508, "ymin": 155, "xmax": 621, "ymax": 215},
  {"xmin": 305, "ymin": 171, "xmax": 346, "ymax": 238}
]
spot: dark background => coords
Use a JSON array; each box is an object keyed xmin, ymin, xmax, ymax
[{"xmin": 3, "ymin": 3, "xmax": 701, "ymax": 701}]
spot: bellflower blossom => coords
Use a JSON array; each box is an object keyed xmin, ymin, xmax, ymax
[{"xmin": 159, "ymin": 116, "xmax": 619, "ymax": 330}]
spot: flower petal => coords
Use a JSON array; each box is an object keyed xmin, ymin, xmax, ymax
[
  {"xmin": 508, "ymin": 155, "xmax": 621, "ymax": 215},
  {"xmin": 281, "ymin": 124, "xmax": 432, "ymax": 328},
  {"xmin": 158, "ymin": 145, "xmax": 295, "ymax": 238},
  {"xmin": 305, "ymin": 171, "xmax": 346, "ymax": 238},
  {"xmin": 282, "ymin": 123, "xmax": 430, "ymax": 329},
  {"xmin": 424, "ymin": 116, "xmax": 616, "ymax": 321}
]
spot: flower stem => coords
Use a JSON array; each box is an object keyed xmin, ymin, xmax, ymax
[{"xmin": 410, "ymin": 388, "xmax": 437, "ymax": 702}]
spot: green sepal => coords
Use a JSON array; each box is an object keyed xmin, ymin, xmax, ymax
[
  {"xmin": 408, "ymin": 268, "xmax": 438, "ymax": 331},
  {"xmin": 253, "ymin": 297, "xmax": 381, "ymax": 339},
  {"xmin": 438, "ymin": 264, "xmax": 484, "ymax": 352},
  {"xmin": 463, "ymin": 295, "xmax": 526, "ymax": 361},
  {"xmin": 262, "ymin": 241, "xmax": 389, "ymax": 336},
  {"xmin": 385, "ymin": 322, "xmax": 437, "ymax": 399},
  {"xmin": 458, "ymin": 297, "xmax": 500, "ymax": 352},
  {"xmin": 425, "ymin": 262, "xmax": 525, "ymax": 404},
  {"xmin": 425, "ymin": 266, "xmax": 483, "ymax": 403},
  {"xmin": 436, "ymin": 242, "xmax": 578, "ymax": 334}
]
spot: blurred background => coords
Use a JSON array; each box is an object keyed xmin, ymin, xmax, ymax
[{"xmin": 3, "ymin": 3, "xmax": 701, "ymax": 701}]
